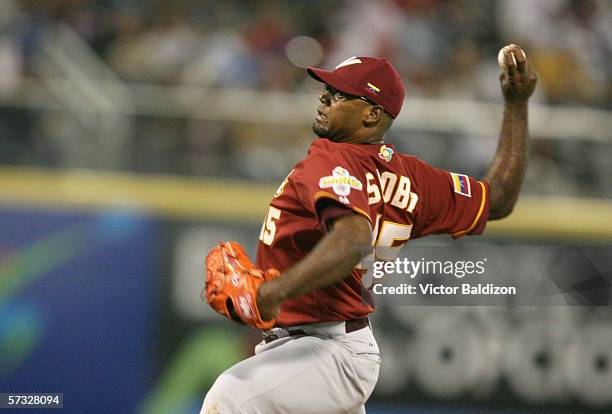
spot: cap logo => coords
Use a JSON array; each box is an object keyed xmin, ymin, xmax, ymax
[
  {"xmin": 335, "ymin": 56, "xmax": 362, "ymax": 69},
  {"xmin": 367, "ymin": 82, "xmax": 381, "ymax": 94}
]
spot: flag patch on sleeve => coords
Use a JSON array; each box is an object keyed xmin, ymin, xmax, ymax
[{"xmin": 451, "ymin": 173, "xmax": 471, "ymax": 197}]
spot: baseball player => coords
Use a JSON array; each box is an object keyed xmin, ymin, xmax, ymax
[{"xmin": 202, "ymin": 45, "xmax": 537, "ymax": 413}]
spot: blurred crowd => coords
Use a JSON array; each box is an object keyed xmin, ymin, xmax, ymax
[
  {"xmin": 1, "ymin": 0, "xmax": 609, "ymax": 105},
  {"xmin": 0, "ymin": 0, "xmax": 610, "ymax": 197}
]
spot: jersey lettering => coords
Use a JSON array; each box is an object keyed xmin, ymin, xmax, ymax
[
  {"xmin": 379, "ymin": 171, "xmax": 397, "ymax": 203},
  {"xmin": 391, "ymin": 175, "xmax": 411, "ymax": 209},
  {"xmin": 259, "ymin": 206, "xmax": 281, "ymax": 245},
  {"xmin": 274, "ymin": 169, "xmax": 294, "ymax": 198},
  {"xmin": 366, "ymin": 170, "xmax": 419, "ymax": 212},
  {"xmin": 366, "ymin": 173, "xmax": 381, "ymax": 204}
]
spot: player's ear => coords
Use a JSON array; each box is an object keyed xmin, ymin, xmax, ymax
[{"xmin": 363, "ymin": 105, "xmax": 385, "ymax": 127}]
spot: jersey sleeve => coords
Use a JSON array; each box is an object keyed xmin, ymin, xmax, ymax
[
  {"xmin": 293, "ymin": 151, "xmax": 373, "ymax": 228},
  {"xmin": 414, "ymin": 162, "xmax": 490, "ymax": 239},
  {"xmin": 317, "ymin": 200, "xmax": 356, "ymax": 233}
]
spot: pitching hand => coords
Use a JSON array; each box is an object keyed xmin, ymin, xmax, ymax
[{"xmin": 499, "ymin": 45, "xmax": 537, "ymax": 102}]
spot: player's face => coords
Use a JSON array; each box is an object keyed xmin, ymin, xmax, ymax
[{"xmin": 313, "ymin": 85, "xmax": 373, "ymax": 142}]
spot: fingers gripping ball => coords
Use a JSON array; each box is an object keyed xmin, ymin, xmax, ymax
[
  {"xmin": 497, "ymin": 43, "xmax": 537, "ymax": 101},
  {"xmin": 204, "ymin": 241, "xmax": 280, "ymax": 330},
  {"xmin": 497, "ymin": 44, "xmax": 526, "ymax": 69}
]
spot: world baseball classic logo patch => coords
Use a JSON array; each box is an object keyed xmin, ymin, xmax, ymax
[
  {"xmin": 451, "ymin": 172, "xmax": 471, "ymax": 197},
  {"xmin": 378, "ymin": 145, "xmax": 393, "ymax": 162},
  {"xmin": 319, "ymin": 166, "xmax": 363, "ymax": 204}
]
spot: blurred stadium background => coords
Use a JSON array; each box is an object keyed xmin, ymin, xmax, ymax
[{"xmin": 0, "ymin": 0, "xmax": 610, "ymax": 413}]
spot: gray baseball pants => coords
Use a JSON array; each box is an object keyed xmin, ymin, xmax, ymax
[{"xmin": 201, "ymin": 320, "xmax": 381, "ymax": 414}]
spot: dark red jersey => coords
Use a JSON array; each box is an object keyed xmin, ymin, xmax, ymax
[{"xmin": 256, "ymin": 138, "xmax": 489, "ymax": 326}]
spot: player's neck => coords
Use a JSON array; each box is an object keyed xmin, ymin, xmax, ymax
[
  {"xmin": 351, "ymin": 127, "xmax": 386, "ymax": 145},
  {"xmin": 333, "ymin": 132, "xmax": 385, "ymax": 145},
  {"xmin": 331, "ymin": 137, "xmax": 384, "ymax": 145},
  {"xmin": 355, "ymin": 136, "xmax": 384, "ymax": 145}
]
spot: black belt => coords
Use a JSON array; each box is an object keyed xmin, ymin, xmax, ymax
[
  {"xmin": 345, "ymin": 317, "xmax": 369, "ymax": 332},
  {"xmin": 263, "ymin": 317, "xmax": 369, "ymax": 344}
]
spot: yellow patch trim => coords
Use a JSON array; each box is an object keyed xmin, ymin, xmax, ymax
[
  {"xmin": 319, "ymin": 176, "xmax": 362, "ymax": 189},
  {"xmin": 314, "ymin": 191, "xmax": 373, "ymax": 226},
  {"xmin": 452, "ymin": 181, "xmax": 487, "ymax": 238}
]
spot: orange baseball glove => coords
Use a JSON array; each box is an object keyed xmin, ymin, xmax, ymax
[{"xmin": 203, "ymin": 241, "xmax": 280, "ymax": 330}]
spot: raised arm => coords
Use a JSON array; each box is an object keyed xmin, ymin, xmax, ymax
[
  {"xmin": 484, "ymin": 44, "xmax": 537, "ymax": 220},
  {"xmin": 256, "ymin": 213, "xmax": 371, "ymax": 320}
]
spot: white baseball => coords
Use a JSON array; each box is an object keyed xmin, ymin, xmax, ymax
[{"xmin": 497, "ymin": 44, "xmax": 525, "ymax": 69}]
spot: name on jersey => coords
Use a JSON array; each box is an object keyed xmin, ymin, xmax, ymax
[
  {"xmin": 366, "ymin": 170, "xmax": 419, "ymax": 213},
  {"xmin": 319, "ymin": 166, "xmax": 363, "ymax": 204}
]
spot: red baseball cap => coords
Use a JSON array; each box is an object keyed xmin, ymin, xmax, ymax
[{"xmin": 307, "ymin": 56, "xmax": 405, "ymax": 118}]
